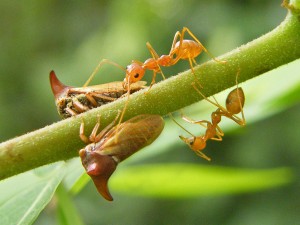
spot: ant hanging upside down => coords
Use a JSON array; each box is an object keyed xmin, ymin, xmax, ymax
[{"xmin": 172, "ymin": 71, "xmax": 245, "ymax": 161}]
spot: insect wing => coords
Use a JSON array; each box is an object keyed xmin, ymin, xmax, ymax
[
  {"xmin": 69, "ymin": 81, "xmax": 147, "ymax": 95},
  {"xmin": 99, "ymin": 115, "xmax": 164, "ymax": 162}
]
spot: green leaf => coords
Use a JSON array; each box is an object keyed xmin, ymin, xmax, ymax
[
  {"xmin": 0, "ymin": 162, "xmax": 65, "ymax": 225},
  {"xmin": 61, "ymin": 158, "xmax": 91, "ymax": 195},
  {"xmin": 62, "ymin": 158, "xmax": 86, "ymax": 192},
  {"xmin": 56, "ymin": 184, "xmax": 85, "ymax": 225},
  {"xmin": 110, "ymin": 163, "xmax": 293, "ymax": 198}
]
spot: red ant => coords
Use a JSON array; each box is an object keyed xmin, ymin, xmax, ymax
[
  {"xmin": 172, "ymin": 72, "xmax": 245, "ymax": 161},
  {"xmin": 84, "ymin": 27, "xmax": 225, "ymax": 126},
  {"xmin": 145, "ymin": 27, "xmax": 226, "ymax": 87},
  {"xmin": 85, "ymin": 27, "xmax": 225, "ymax": 89}
]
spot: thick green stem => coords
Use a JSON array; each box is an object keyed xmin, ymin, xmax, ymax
[{"xmin": 1, "ymin": 6, "xmax": 300, "ymax": 180}]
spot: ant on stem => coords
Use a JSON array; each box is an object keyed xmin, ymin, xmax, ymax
[
  {"xmin": 145, "ymin": 27, "xmax": 226, "ymax": 87},
  {"xmin": 83, "ymin": 27, "xmax": 225, "ymax": 127},
  {"xmin": 172, "ymin": 71, "xmax": 245, "ymax": 161}
]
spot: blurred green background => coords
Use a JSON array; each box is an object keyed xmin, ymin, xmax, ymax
[{"xmin": 1, "ymin": 0, "xmax": 300, "ymax": 225}]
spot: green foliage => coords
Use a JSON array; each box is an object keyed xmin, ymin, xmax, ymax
[
  {"xmin": 111, "ymin": 164, "xmax": 293, "ymax": 198},
  {"xmin": 0, "ymin": 163, "xmax": 65, "ymax": 225},
  {"xmin": 56, "ymin": 184, "xmax": 85, "ymax": 225},
  {"xmin": 0, "ymin": 1, "xmax": 300, "ymax": 225}
]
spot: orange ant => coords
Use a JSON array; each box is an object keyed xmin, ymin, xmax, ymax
[
  {"xmin": 145, "ymin": 27, "xmax": 226, "ymax": 86},
  {"xmin": 172, "ymin": 72, "xmax": 245, "ymax": 161},
  {"xmin": 85, "ymin": 27, "xmax": 225, "ymax": 89},
  {"xmin": 83, "ymin": 27, "xmax": 225, "ymax": 126}
]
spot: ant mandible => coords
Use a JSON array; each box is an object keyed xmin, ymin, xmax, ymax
[{"xmin": 173, "ymin": 71, "xmax": 245, "ymax": 161}]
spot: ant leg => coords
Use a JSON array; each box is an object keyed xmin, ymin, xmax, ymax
[
  {"xmin": 191, "ymin": 82, "xmax": 228, "ymax": 114},
  {"xmin": 83, "ymin": 59, "xmax": 126, "ymax": 87},
  {"xmin": 210, "ymin": 125, "xmax": 224, "ymax": 141},
  {"xmin": 181, "ymin": 113, "xmax": 211, "ymax": 129},
  {"xmin": 170, "ymin": 31, "xmax": 181, "ymax": 53},
  {"xmin": 146, "ymin": 42, "xmax": 167, "ymax": 80},
  {"xmin": 146, "ymin": 71, "xmax": 157, "ymax": 92},
  {"xmin": 216, "ymin": 125, "xmax": 224, "ymax": 137},
  {"xmin": 114, "ymin": 90, "xmax": 130, "ymax": 142},
  {"xmin": 195, "ymin": 151, "xmax": 211, "ymax": 161},
  {"xmin": 146, "ymin": 42, "xmax": 160, "ymax": 59},
  {"xmin": 114, "ymin": 84, "xmax": 131, "ymax": 139},
  {"xmin": 188, "ymin": 58, "xmax": 203, "ymax": 88},
  {"xmin": 169, "ymin": 113, "xmax": 195, "ymax": 137},
  {"xmin": 168, "ymin": 31, "xmax": 184, "ymax": 65},
  {"xmin": 94, "ymin": 111, "xmax": 121, "ymax": 142},
  {"xmin": 181, "ymin": 27, "xmax": 226, "ymax": 64}
]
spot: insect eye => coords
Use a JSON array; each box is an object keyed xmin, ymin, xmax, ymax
[
  {"xmin": 134, "ymin": 73, "xmax": 139, "ymax": 78},
  {"xmin": 189, "ymin": 139, "xmax": 194, "ymax": 145}
]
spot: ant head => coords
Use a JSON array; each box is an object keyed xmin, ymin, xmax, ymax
[
  {"xmin": 125, "ymin": 62, "xmax": 145, "ymax": 84},
  {"xmin": 179, "ymin": 135, "xmax": 194, "ymax": 146},
  {"xmin": 226, "ymin": 87, "xmax": 245, "ymax": 114},
  {"xmin": 180, "ymin": 135, "xmax": 206, "ymax": 151}
]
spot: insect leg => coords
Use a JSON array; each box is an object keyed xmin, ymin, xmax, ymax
[
  {"xmin": 195, "ymin": 151, "xmax": 211, "ymax": 161},
  {"xmin": 72, "ymin": 100, "xmax": 90, "ymax": 113},
  {"xmin": 89, "ymin": 117, "xmax": 101, "ymax": 142},
  {"xmin": 83, "ymin": 59, "xmax": 126, "ymax": 87},
  {"xmin": 146, "ymin": 42, "xmax": 166, "ymax": 83},
  {"xmin": 65, "ymin": 108, "xmax": 78, "ymax": 117},
  {"xmin": 181, "ymin": 27, "xmax": 226, "ymax": 64},
  {"xmin": 188, "ymin": 57, "xmax": 203, "ymax": 88},
  {"xmin": 94, "ymin": 110, "xmax": 122, "ymax": 142}
]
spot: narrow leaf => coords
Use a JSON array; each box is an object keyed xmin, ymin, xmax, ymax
[
  {"xmin": 110, "ymin": 164, "xmax": 293, "ymax": 198},
  {"xmin": 56, "ymin": 184, "xmax": 85, "ymax": 225},
  {"xmin": 0, "ymin": 163, "xmax": 65, "ymax": 225}
]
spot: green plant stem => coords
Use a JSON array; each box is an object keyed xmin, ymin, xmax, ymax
[{"xmin": 1, "ymin": 5, "xmax": 300, "ymax": 180}]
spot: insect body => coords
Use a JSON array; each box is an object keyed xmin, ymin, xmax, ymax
[
  {"xmin": 79, "ymin": 114, "xmax": 165, "ymax": 201},
  {"xmin": 49, "ymin": 70, "xmax": 146, "ymax": 118},
  {"xmin": 175, "ymin": 74, "xmax": 245, "ymax": 161}
]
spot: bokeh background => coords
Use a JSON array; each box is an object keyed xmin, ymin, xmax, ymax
[{"xmin": 1, "ymin": 0, "xmax": 300, "ymax": 225}]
